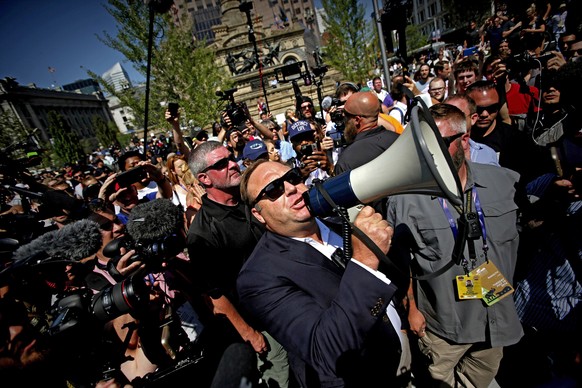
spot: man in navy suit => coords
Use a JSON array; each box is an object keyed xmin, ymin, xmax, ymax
[{"xmin": 237, "ymin": 159, "xmax": 406, "ymax": 387}]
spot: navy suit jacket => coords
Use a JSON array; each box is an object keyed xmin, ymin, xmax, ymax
[{"xmin": 237, "ymin": 229, "xmax": 402, "ymax": 387}]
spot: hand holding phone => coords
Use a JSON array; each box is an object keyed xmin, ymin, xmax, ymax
[
  {"xmin": 168, "ymin": 102, "xmax": 179, "ymax": 118},
  {"xmin": 300, "ymin": 142, "xmax": 320, "ymax": 157},
  {"xmin": 116, "ymin": 166, "xmax": 147, "ymax": 188}
]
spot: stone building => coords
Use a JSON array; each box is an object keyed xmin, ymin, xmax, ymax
[
  {"xmin": 0, "ymin": 77, "xmax": 114, "ymax": 144},
  {"xmin": 210, "ymin": 0, "xmax": 338, "ymax": 121}
]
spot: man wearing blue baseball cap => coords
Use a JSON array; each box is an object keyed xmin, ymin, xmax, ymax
[
  {"xmin": 288, "ymin": 120, "xmax": 332, "ymax": 186},
  {"xmin": 242, "ymin": 139, "xmax": 269, "ymax": 170}
]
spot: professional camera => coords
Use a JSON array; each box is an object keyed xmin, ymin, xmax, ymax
[
  {"xmin": 508, "ymin": 50, "xmax": 554, "ymax": 77},
  {"xmin": 328, "ymin": 98, "xmax": 346, "ymax": 133},
  {"xmin": 216, "ymin": 88, "xmax": 248, "ymax": 128},
  {"xmin": 49, "ymin": 275, "xmax": 151, "ymax": 336},
  {"xmin": 103, "ymin": 233, "xmax": 185, "ymax": 270}
]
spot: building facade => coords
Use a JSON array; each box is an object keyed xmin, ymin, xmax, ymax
[
  {"xmin": 408, "ymin": 0, "xmax": 451, "ymax": 40},
  {"xmin": 172, "ymin": 0, "xmax": 319, "ymax": 43},
  {"xmin": 171, "ymin": 0, "xmax": 223, "ymax": 42},
  {"xmin": 62, "ymin": 79, "xmax": 102, "ymax": 95},
  {"xmin": 107, "ymin": 95, "xmax": 136, "ymax": 135},
  {"xmin": 101, "ymin": 62, "xmax": 132, "ymax": 93},
  {"xmin": 0, "ymin": 77, "xmax": 114, "ymax": 144}
]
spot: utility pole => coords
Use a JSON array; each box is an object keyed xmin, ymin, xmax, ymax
[
  {"xmin": 239, "ymin": 0, "xmax": 270, "ymax": 113},
  {"xmin": 373, "ymin": 0, "xmax": 391, "ymax": 92}
]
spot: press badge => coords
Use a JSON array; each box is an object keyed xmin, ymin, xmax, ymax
[
  {"xmin": 471, "ymin": 260, "xmax": 514, "ymax": 306},
  {"xmin": 456, "ymin": 274, "xmax": 483, "ymax": 300}
]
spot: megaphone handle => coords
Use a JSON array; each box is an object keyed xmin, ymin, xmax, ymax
[
  {"xmin": 350, "ymin": 225, "xmax": 409, "ymax": 280},
  {"xmin": 311, "ymin": 179, "xmax": 408, "ymax": 280}
]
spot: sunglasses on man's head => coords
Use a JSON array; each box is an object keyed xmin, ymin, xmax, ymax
[
  {"xmin": 442, "ymin": 132, "xmax": 464, "ymax": 148},
  {"xmin": 475, "ymin": 103, "xmax": 500, "ymax": 115},
  {"xmin": 300, "ymin": 104, "xmax": 313, "ymax": 110},
  {"xmin": 202, "ymin": 154, "xmax": 236, "ymax": 173},
  {"xmin": 252, "ymin": 168, "xmax": 303, "ymax": 207}
]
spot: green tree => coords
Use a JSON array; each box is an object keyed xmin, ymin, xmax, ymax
[
  {"xmin": 0, "ymin": 109, "xmax": 29, "ymax": 156},
  {"xmin": 47, "ymin": 112, "xmax": 85, "ymax": 165},
  {"xmin": 406, "ymin": 24, "xmax": 429, "ymax": 54},
  {"xmin": 93, "ymin": 115, "xmax": 120, "ymax": 149},
  {"xmin": 321, "ymin": 0, "xmax": 376, "ymax": 84},
  {"xmin": 90, "ymin": 0, "xmax": 230, "ymax": 133},
  {"xmin": 441, "ymin": 0, "xmax": 491, "ymax": 28}
]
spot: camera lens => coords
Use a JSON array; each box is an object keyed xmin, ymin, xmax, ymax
[{"xmin": 92, "ymin": 276, "xmax": 150, "ymax": 322}]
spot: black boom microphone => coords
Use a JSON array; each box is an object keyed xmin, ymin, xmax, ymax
[
  {"xmin": 127, "ymin": 198, "xmax": 183, "ymax": 244},
  {"xmin": 12, "ymin": 219, "xmax": 103, "ymax": 266}
]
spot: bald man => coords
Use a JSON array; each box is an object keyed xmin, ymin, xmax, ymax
[{"xmin": 334, "ymin": 91, "xmax": 400, "ymax": 214}]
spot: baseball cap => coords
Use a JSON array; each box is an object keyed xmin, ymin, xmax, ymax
[
  {"xmin": 243, "ymin": 139, "xmax": 268, "ymax": 161},
  {"xmin": 288, "ymin": 120, "xmax": 314, "ymax": 140}
]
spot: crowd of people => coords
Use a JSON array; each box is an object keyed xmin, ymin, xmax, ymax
[{"xmin": 1, "ymin": 1, "xmax": 581, "ymax": 387}]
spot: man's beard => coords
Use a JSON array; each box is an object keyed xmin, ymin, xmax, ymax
[
  {"xmin": 343, "ymin": 120, "xmax": 357, "ymax": 144},
  {"xmin": 213, "ymin": 171, "xmax": 242, "ymax": 191},
  {"xmin": 451, "ymin": 143, "xmax": 466, "ymax": 171}
]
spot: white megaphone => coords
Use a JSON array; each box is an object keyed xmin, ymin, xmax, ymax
[{"xmin": 303, "ymin": 103, "xmax": 463, "ymax": 217}]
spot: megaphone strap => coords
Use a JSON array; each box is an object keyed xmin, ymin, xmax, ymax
[{"xmin": 312, "ymin": 179, "xmax": 408, "ymax": 281}]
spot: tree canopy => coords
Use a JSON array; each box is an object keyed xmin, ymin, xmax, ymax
[
  {"xmin": 321, "ymin": 0, "xmax": 377, "ymax": 84},
  {"xmin": 91, "ymin": 0, "xmax": 231, "ymax": 133},
  {"xmin": 47, "ymin": 112, "xmax": 85, "ymax": 165}
]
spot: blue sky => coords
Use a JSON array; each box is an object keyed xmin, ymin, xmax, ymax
[
  {"xmin": 0, "ymin": 0, "xmax": 373, "ymax": 90},
  {"xmin": 0, "ymin": 0, "xmax": 144, "ymax": 89}
]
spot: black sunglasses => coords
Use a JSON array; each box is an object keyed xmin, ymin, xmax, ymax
[
  {"xmin": 252, "ymin": 168, "xmax": 303, "ymax": 207},
  {"xmin": 202, "ymin": 154, "xmax": 236, "ymax": 173},
  {"xmin": 567, "ymin": 48, "xmax": 582, "ymax": 56},
  {"xmin": 442, "ymin": 132, "xmax": 464, "ymax": 147},
  {"xmin": 476, "ymin": 103, "xmax": 500, "ymax": 115}
]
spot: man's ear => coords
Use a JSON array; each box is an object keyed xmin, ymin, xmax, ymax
[
  {"xmin": 461, "ymin": 132, "xmax": 471, "ymax": 151},
  {"xmin": 251, "ymin": 206, "xmax": 266, "ymax": 225},
  {"xmin": 470, "ymin": 112, "xmax": 478, "ymax": 126},
  {"xmin": 197, "ymin": 173, "xmax": 211, "ymax": 187}
]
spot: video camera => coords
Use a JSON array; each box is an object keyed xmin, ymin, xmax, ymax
[
  {"xmin": 216, "ymin": 88, "xmax": 248, "ymax": 128},
  {"xmin": 327, "ymin": 97, "xmax": 346, "ymax": 132},
  {"xmin": 274, "ymin": 61, "xmax": 312, "ymax": 104}
]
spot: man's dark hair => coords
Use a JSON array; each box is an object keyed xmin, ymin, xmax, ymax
[
  {"xmin": 296, "ymin": 96, "xmax": 314, "ymax": 117},
  {"xmin": 117, "ymin": 150, "xmax": 144, "ymax": 171},
  {"xmin": 390, "ymin": 76, "xmax": 405, "ymax": 101},
  {"xmin": 336, "ymin": 82, "xmax": 360, "ymax": 98},
  {"xmin": 454, "ymin": 58, "xmax": 480, "ymax": 78},
  {"xmin": 444, "ymin": 94, "xmax": 478, "ymax": 115},
  {"xmin": 481, "ymin": 55, "xmax": 501, "ymax": 78},
  {"xmin": 434, "ymin": 60, "xmax": 450, "ymax": 75},
  {"xmin": 465, "ymin": 80, "xmax": 496, "ymax": 95},
  {"xmin": 556, "ymin": 60, "xmax": 582, "ymax": 110}
]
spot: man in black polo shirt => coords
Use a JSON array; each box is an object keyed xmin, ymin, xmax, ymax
[
  {"xmin": 334, "ymin": 91, "xmax": 399, "ymax": 215},
  {"xmin": 186, "ymin": 141, "xmax": 288, "ymax": 387}
]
